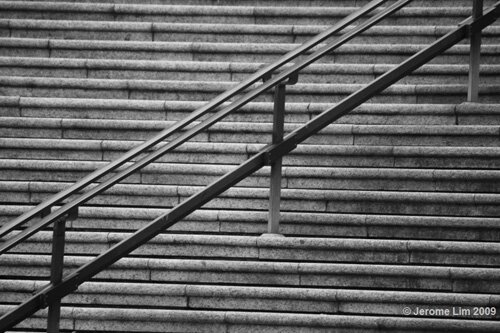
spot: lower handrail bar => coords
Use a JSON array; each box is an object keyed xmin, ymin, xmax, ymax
[
  {"xmin": 0, "ymin": 0, "xmax": 412, "ymax": 255},
  {"xmin": 0, "ymin": 0, "xmax": 389, "ymax": 240},
  {"xmin": 2, "ymin": 4, "xmax": 498, "ymax": 330}
]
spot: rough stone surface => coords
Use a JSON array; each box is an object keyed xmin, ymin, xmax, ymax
[{"xmin": 1, "ymin": 0, "xmax": 500, "ymax": 332}]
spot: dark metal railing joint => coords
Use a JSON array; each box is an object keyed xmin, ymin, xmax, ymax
[
  {"xmin": 40, "ymin": 207, "xmax": 52, "ymax": 219},
  {"xmin": 261, "ymin": 72, "xmax": 273, "ymax": 82},
  {"xmin": 38, "ymin": 294, "xmax": 49, "ymax": 309},
  {"xmin": 283, "ymin": 73, "xmax": 299, "ymax": 86}
]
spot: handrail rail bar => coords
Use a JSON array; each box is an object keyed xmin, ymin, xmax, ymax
[
  {"xmin": 1, "ymin": 0, "xmax": 498, "ymax": 331},
  {"xmin": 0, "ymin": 0, "xmax": 389, "ymax": 240},
  {"xmin": 0, "ymin": 0, "xmax": 412, "ymax": 255}
]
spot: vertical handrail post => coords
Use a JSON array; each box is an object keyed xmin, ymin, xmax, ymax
[
  {"xmin": 46, "ymin": 208, "xmax": 77, "ymax": 333},
  {"xmin": 267, "ymin": 74, "xmax": 298, "ymax": 235},
  {"xmin": 468, "ymin": 0, "xmax": 483, "ymax": 102},
  {"xmin": 268, "ymin": 83, "xmax": 286, "ymax": 234}
]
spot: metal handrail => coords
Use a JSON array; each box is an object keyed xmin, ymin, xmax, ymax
[
  {"xmin": 0, "ymin": 0, "xmax": 411, "ymax": 254},
  {"xmin": 2, "ymin": 0, "xmax": 498, "ymax": 331},
  {"xmin": 0, "ymin": 0, "xmax": 388, "ymax": 242}
]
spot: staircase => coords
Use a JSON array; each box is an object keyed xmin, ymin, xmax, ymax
[{"xmin": 1, "ymin": 0, "xmax": 500, "ymax": 331}]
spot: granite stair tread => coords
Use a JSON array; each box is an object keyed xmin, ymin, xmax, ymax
[
  {"xmin": 1, "ymin": 0, "xmax": 499, "ymax": 331},
  {"xmin": 5, "ymin": 232, "xmax": 500, "ymax": 267},
  {"xmin": 2, "ymin": 37, "xmax": 499, "ymax": 64},
  {"xmin": 0, "ymin": 3, "xmax": 491, "ymax": 26},
  {"xmin": 2, "ymin": 96, "xmax": 500, "ymax": 125},
  {"xmin": 0, "ymin": 305, "xmax": 499, "ymax": 332},
  {"xmin": 1, "ymin": 18, "xmax": 499, "ymax": 43},
  {"xmin": 1, "ymin": 204, "xmax": 499, "ymax": 240}
]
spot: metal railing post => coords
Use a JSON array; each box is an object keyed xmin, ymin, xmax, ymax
[
  {"xmin": 46, "ymin": 208, "xmax": 77, "ymax": 333},
  {"xmin": 468, "ymin": 0, "xmax": 483, "ymax": 102},
  {"xmin": 268, "ymin": 84, "xmax": 286, "ymax": 234},
  {"xmin": 267, "ymin": 75, "xmax": 298, "ymax": 235}
]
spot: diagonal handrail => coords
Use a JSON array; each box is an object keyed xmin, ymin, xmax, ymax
[
  {"xmin": 0, "ymin": 0, "xmax": 388, "ymax": 241},
  {"xmin": 0, "ymin": 0, "xmax": 412, "ymax": 254}
]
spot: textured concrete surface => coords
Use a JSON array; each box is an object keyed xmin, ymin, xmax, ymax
[{"xmin": 1, "ymin": 0, "xmax": 500, "ymax": 331}]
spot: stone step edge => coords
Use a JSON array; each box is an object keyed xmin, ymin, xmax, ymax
[
  {"xmin": 3, "ymin": 116, "xmax": 500, "ymax": 136},
  {"xmin": 11, "ymin": 230, "xmax": 500, "ymax": 254},
  {"xmin": 0, "ymin": 3, "xmax": 475, "ymax": 17},
  {"xmin": 0, "ymin": 305, "xmax": 499, "ymax": 331},
  {"xmin": 2, "ymin": 180, "xmax": 499, "ymax": 204},
  {"xmin": 2, "ymin": 137, "xmax": 500, "ymax": 156},
  {"xmin": 2, "ymin": 280, "xmax": 498, "ymax": 305},
  {"xmin": 3, "ymin": 56, "xmax": 500, "ymax": 75},
  {"xmin": 4, "ymin": 158, "xmax": 500, "ymax": 180},
  {"xmin": 5, "ymin": 159, "xmax": 500, "ymax": 175},
  {"xmin": 2, "ymin": 19, "xmax": 499, "ymax": 37},
  {"xmin": 3, "ymin": 205, "xmax": 500, "ymax": 229},
  {"xmin": 2, "ymin": 254, "xmax": 500, "ymax": 278},
  {"xmin": 4, "ymin": 96, "xmax": 499, "ymax": 116},
  {"xmin": 2, "ymin": 37, "xmax": 499, "ymax": 55},
  {"xmin": 2, "ymin": 0, "xmax": 495, "ymax": 4},
  {"xmin": 3, "ymin": 75, "xmax": 499, "ymax": 95}
]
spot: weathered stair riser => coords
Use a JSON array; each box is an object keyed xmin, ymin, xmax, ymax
[{"xmin": 0, "ymin": 0, "xmax": 500, "ymax": 332}]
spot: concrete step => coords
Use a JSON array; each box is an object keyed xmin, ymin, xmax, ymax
[
  {"xmin": 3, "ymin": 57, "xmax": 500, "ymax": 85},
  {"xmin": 2, "ymin": 138, "xmax": 500, "ymax": 169},
  {"xmin": 0, "ymin": 3, "xmax": 486, "ymax": 25},
  {"xmin": 1, "ymin": 304, "xmax": 499, "ymax": 332},
  {"xmin": 1, "ymin": 159, "xmax": 500, "ymax": 193},
  {"xmin": 1, "ymin": 19, "xmax": 499, "ymax": 44},
  {"xmin": 5, "ymin": 0, "xmax": 497, "ymax": 7},
  {"xmin": 2, "ymin": 254, "xmax": 500, "ymax": 292},
  {"xmin": 2, "ymin": 38, "xmax": 499, "ymax": 65},
  {"xmin": 3, "ymin": 280, "xmax": 499, "ymax": 320},
  {"xmin": 2, "ymin": 205, "xmax": 500, "ymax": 241},
  {"xmin": 0, "ymin": 0, "xmax": 499, "ymax": 331},
  {"xmin": 5, "ymin": 232, "xmax": 500, "ymax": 267},
  {"xmin": 2, "ymin": 97, "xmax": 499, "ymax": 125},
  {"xmin": 1, "ymin": 76, "xmax": 500, "ymax": 103},
  {"xmin": 2, "ymin": 116, "xmax": 500, "ymax": 146},
  {"xmin": 1, "ymin": 180, "xmax": 499, "ymax": 216}
]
